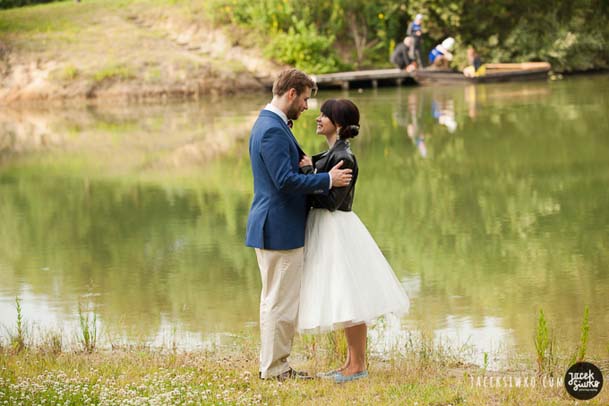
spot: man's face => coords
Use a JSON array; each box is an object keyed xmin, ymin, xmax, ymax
[{"xmin": 286, "ymin": 87, "xmax": 312, "ymax": 120}]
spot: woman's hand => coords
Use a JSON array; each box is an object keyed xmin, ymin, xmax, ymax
[{"xmin": 299, "ymin": 155, "xmax": 313, "ymax": 168}]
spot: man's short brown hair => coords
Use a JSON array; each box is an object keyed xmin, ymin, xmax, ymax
[{"xmin": 272, "ymin": 69, "xmax": 317, "ymax": 97}]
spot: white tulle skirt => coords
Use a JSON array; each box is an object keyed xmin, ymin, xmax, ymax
[{"xmin": 297, "ymin": 209, "xmax": 410, "ymax": 334}]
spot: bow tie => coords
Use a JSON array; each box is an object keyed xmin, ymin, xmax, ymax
[{"xmin": 287, "ymin": 119, "xmax": 293, "ymax": 129}]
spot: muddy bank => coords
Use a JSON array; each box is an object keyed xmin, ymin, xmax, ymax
[
  {"xmin": 0, "ymin": 6, "xmax": 280, "ymax": 105},
  {"xmin": 0, "ymin": 59, "xmax": 267, "ymax": 105}
]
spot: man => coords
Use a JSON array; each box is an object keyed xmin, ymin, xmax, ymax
[
  {"xmin": 391, "ymin": 36, "xmax": 417, "ymax": 72},
  {"xmin": 245, "ymin": 69, "xmax": 353, "ymax": 380}
]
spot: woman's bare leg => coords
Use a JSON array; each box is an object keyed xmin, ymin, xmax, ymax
[
  {"xmin": 340, "ymin": 348, "xmax": 350, "ymax": 370},
  {"xmin": 343, "ymin": 323, "xmax": 367, "ymax": 375}
]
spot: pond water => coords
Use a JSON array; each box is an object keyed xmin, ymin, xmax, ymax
[{"xmin": 1, "ymin": 74, "xmax": 608, "ymax": 367}]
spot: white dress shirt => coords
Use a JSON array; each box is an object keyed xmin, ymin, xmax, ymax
[{"xmin": 264, "ymin": 103, "xmax": 288, "ymax": 124}]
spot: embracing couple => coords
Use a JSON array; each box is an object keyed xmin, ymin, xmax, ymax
[{"xmin": 245, "ymin": 69, "xmax": 409, "ymax": 384}]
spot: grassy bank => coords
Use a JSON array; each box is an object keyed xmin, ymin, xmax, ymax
[
  {"xmin": 3, "ymin": 339, "xmax": 604, "ymax": 405},
  {"xmin": 1, "ymin": 302, "xmax": 608, "ymax": 406},
  {"xmin": 0, "ymin": 0, "xmax": 277, "ymax": 103}
]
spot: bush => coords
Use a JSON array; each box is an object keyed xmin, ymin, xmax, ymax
[
  {"xmin": 0, "ymin": 0, "xmax": 64, "ymax": 10},
  {"xmin": 204, "ymin": 0, "xmax": 609, "ymax": 72},
  {"xmin": 265, "ymin": 17, "xmax": 343, "ymax": 74}
]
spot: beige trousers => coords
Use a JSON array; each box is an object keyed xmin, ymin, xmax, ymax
[{"xmin": 255, "ymin": 247, "xmax": 304, "ymax": 378}]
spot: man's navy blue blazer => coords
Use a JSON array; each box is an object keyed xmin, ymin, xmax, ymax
[{"xmin": 245, "ymin": 109, "xmax": 330, "ymax": 250}]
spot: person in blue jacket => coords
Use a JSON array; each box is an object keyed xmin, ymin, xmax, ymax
[
  {"xmin": 245, "ymin": 68, "xmax": 353, "ymax": 381},
  {"xmin": 429, "ymin": 37, "xmax": 455, "ymax": 68},
  {"xmin": 406, "ymin": 13, "xmax": 424, "ymax": 66}
]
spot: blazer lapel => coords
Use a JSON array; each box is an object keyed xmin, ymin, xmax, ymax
[
  {"xmin": 261, "ymin": 109, "xmax": 306, "ymax": 157},
  {"xmin": 280, "ymin": 119, "xmax": 306, "ymax": 157}
]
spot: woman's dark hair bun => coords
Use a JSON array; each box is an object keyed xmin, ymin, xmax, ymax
[
  {"xmin": 321, "ymin": 98, "xmax": 360, "ymax": 139},
  {"xmin": 340, "ymin": 124, "xmax": 360, "ymax": 139}
]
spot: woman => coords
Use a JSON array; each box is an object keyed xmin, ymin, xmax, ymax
[{"xmin": 297, "ymin": 99, "xmax": 410, "ymax": 383}]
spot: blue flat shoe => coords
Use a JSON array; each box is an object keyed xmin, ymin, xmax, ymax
[
  {"xmin": 316, "ymin": 369, "xmax": 341, "ymax": 379},
  {"xmin": 334, "ymin": 370, "xmax": 368, "ymax": 384}
]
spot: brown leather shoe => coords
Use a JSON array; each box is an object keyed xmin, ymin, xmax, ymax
[{"xmin": 260, "ymin": 368, "xmax": 313, "ymax": 381}]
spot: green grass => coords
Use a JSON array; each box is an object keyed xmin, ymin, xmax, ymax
[
  {"xmin": 0, "ymin": 1, "xmax": 77, "ymax": 34},
  {"xmin": 93, "ymin": 64, "xmax": 136, "ymax": 83},
  {"xmin": 0, "ymin": 318, "xmax": 607, "ymax": 405},
  {"xmin": 1, "ymin": 335, "xmax": 606, "ymax": 405},
  {"xmin": 571, "ymin": 305, "xmax": 590, "ymax": 365},
  {"xmin": 62, "ymin": 64, "xmax": 79, "ymax": 80},
  {"xmin": 1, "ymin": 303, "xmax": 608, "ymax": 404},
  {"xmin": 78, "ymin": 304, "xmax": 97, "ymax": 354},
  {"xmin": 534, "ymin": 308, "xmax": 554, "ymax": 373}
]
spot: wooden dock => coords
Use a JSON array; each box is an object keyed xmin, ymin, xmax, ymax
[{"xmin": 311, "ymin": 68, "xmax": 416, "ymax": 90}]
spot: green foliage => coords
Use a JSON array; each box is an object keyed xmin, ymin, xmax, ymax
[
  {"xmin": 264, "ymin": 17, "xmax": 342, "ymax": 74},
  {"xmin": 483, "ymin": 4, "xmax": 608, "ymax": 72},
  {"xmin": 203, "ymin": 0, "xmax": 608, "ymax": 72},
  {"xmin": 341, "ymin": 0, "xmax": 410, "ymax": 66},
  {"xmin": 0, "ymin": 0, "xmax": 63, "ymax": 10},
  {"xmin": 204, "ymin": 0, "xmax": 411, "ymax": 72},
  {"xmin": 0, "ymin": 1, "xmax": 74, "ymax": 34}
]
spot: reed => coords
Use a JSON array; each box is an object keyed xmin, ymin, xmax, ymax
[
  {"xmin": 534, "ymin": 308, "xmax": 555, "ymax": 374},
  {"xmin": 10, "ymin": 297, "xmax": 26, "ymax": 353},
  {"xmin": 78, "ymin": 304, "xmax": 97, "ymax": 353},
  {"xmin": 570, "ymin": 305, "xmax": 590, "ymax": 365}
]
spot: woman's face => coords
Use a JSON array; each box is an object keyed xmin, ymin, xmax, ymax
[{"xmin": 316, "ymin": 112, "xmax": 337, "ymax": 136}]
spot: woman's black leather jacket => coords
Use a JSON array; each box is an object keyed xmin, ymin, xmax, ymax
[{"xmin": 301, "ymin": 139, "xmax": 358, "ymax": 212}]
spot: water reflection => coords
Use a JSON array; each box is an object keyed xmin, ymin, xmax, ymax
[
  {"xmin": 409, "ymin": 92, "xmax": 428, "ymax": 158},
  {"xmin": 355, "ymin": 77, "xmax": 609, "ymax": 364},
  {"xmin": 0, "ymin": 100, "xmax": 267, "ymax": 346},
  {"xmin": 392, "ymin": 84, "xmax": 556, "ymax": 159},
  {"xmin": 1, "ymin": 76, "xmax": 609, "ymax": 367},
  {"xmin": 0, "ymin": 100, "xmax": 261, "ymax": 173},
  {"xmin": 0, "ymin": 177, "xmax": 261, "ymax": 339},
  {"xmin": 432, "ymin": 96, "xmax": 457, "ymax": 133}
]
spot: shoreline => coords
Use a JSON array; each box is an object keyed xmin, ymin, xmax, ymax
[
  {"xmin": 3, "ymin": 68, "xmax": 608, "ymax": 107},
  {"xmin": 0, "ymin": 79, "xmax": 270, "ymax": 107},
  {"xmin": 1, "ymin": 299, "xmax": 607, "ymax": 405}
]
